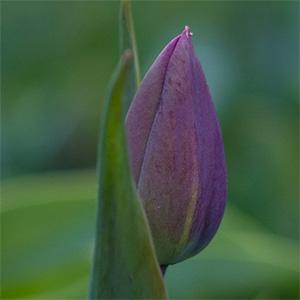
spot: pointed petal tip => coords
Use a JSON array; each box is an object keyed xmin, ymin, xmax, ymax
[{"xmin": 182, "ymin": 25, "xmax": 193, "ymax": 38}]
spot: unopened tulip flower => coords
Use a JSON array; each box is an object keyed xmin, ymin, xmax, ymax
[{"xmin": 126, "ymin": 26, "xmax": 227, "ymax": 267}]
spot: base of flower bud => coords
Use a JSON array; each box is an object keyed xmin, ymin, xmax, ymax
[{"xmin": 160, "ymin": 265, "xmax": 168, "ymax": 276}]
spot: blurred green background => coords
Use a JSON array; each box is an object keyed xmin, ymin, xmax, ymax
[{"xmin": 1, "ymin": 1, "xmax": 299, "ymax": 299}]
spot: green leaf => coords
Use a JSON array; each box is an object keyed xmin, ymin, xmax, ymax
[
  {"xmin": 1, "ymin": 171, "xmax": 299, "ymax": 299},
  {"xmin": 1, "ymin": 171, "xmax": 96, "ymax": 299},
  {"xmin": 89, "ymin": 51, "xmax": 167, "ymax": 299},
  {"xmin": 119, "ymin": 0, "xmax": 140, "ymax": 110}
]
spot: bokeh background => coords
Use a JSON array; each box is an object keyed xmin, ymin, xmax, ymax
[{"xmin": 1, "ymin": 1, "xmax": 299, "ymax": 299}]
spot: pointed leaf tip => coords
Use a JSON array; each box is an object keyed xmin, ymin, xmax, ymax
[{"xmin": 90, "ymin": 50, "xmax": 167, "ymax": 299}]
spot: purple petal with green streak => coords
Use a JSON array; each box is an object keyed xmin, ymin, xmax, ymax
[{"xmin": 126, "ymin": 26, "xmax": 227, "ymax": 265}]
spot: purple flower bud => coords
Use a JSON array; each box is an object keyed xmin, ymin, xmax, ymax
[{"xmin": 126, "ymin": 26, "xmax": 227, "ymax": 265}]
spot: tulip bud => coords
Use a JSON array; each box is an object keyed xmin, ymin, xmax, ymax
[{"xmin": 126, "ymin": 26, "xmax": 227, "ymax": 266}]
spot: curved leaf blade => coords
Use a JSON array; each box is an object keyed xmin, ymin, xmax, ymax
[{"xmin": 89, "ymin": 51, "xmax": 167, "ymax": 299}]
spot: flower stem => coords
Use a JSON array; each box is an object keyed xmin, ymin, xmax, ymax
[
  {"xmin": 160, "ymin": 265, "xmax": 168, "ymax": 276},
  {"xmin": 120, "ymin": 0, "xmax": 141, "ymax": 87}
]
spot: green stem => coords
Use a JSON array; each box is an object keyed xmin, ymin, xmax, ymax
[{"xmin": 120, "ymin": 0, "xmax": 141, "ymax": 87}]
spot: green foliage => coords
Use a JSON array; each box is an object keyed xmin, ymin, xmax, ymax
[
  {"xmin": 1, "ymin": 171, "xmax": 298, "ymax": 299},
  {"xmin": 89, "ymin": 51, "xmax": 166, "ymax": 299}
]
